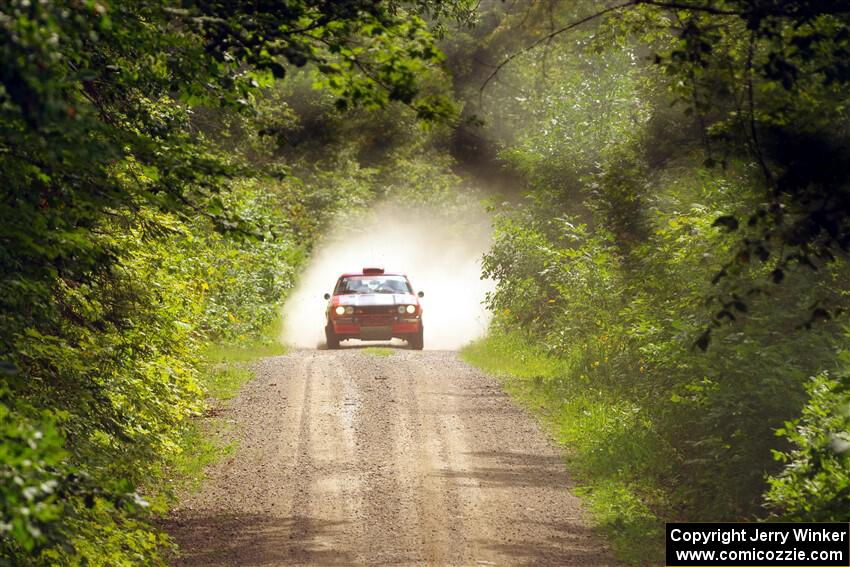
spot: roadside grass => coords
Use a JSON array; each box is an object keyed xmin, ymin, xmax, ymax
[
  {"xmin": 360, "ymin": 346, "xmax": 396, "ymax": 357},
  {"xmin": 202, "ymin": 341, "xmax": 287, "ymax": 364},
  {"xmin": 461, "ymin": 331, "xmax": 665, "ymax": 565},
  {"xmin": 202, "ymin": 311, "xmax": 288, "ymax": 363},
  {"xmin": 169, "ymin": 406, "xmax": 236, "ymax": 492},
  {"xmin": 161, "ymin": 365, "xmax": 251, "ymax": 495},
  {"xmin": 203, "ymin": 365, "xmax": 254, "ymax": 400}
]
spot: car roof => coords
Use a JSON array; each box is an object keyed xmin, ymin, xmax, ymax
[{"xmin": 338, "ymin": 272, "xmax": 408, "ymax": 278}]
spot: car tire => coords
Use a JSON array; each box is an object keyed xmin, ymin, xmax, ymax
[
  {"xmin": 409, "ymin": 328, "xmax": 424, "ymax": 350},
  {"xmin": 325, "ymin": 325, "xmax": 340, "ymax": 350}
]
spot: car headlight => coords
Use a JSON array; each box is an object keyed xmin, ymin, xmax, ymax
[
  {"xmin": 335, "ymin": 306, "xmax": 346, "ymax": 315},
  {"xmin": 406, "ymin": 304, "xmax": 416, "ymax": 314},
  {"xmin": 397, "ymin": 305, "xmax": 406, "ymax": 314},
  {"xmin": 345, "ymin": 306, "xmax": 354, "ymax": 315}
]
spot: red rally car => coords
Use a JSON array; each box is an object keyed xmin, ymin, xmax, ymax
[{"xmin": 324, "ymin": 268, "xmax": 424, "ymax": 350}]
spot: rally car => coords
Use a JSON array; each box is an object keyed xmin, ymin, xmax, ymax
[{"xmin": 324, "ymin": 268, "xmax": 424, "ymax": 350}]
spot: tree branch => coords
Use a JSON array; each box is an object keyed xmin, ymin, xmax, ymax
[
  {"xmin": 634, "ymin": 0, "xmax": 742, "ymax": 16},
  {"xmin": 745, "ymin": 28, "xmax": 774, "ymax": 187},
  {"xmin": 479, "ymin": 1, "xmax": 638, "ymax": 100}
]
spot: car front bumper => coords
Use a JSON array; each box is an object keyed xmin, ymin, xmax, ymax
[{"xmin": 331, "ymin": 316, "xmax": 421, "ymax": 340}]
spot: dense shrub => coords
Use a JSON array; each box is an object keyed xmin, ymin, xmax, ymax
[
  {"xmin": 469, "ymin": 0, "xmax": 850, "ymax": 526},
  {"xmin": 766, "ymin": 370, "xmax": 850, "ymax": 521}
]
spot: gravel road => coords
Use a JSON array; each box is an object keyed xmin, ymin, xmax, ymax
[{"xmin": 167, "ymin": 348, "xmax": 615, "ymax": 566}]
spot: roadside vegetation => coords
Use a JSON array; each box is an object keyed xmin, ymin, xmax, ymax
[
  {"xmin": 0, "ymin": 1, "xmax": 467, "ymax": 564},
  {"xmin": 457, "ymin": 1, "xmax": 850, "ymax": 564},
  {"xmin": 462, "ymin": 333, "xmax": 662, "ymax": 563}
]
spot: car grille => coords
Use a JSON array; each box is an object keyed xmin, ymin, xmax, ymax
[
  {"xmin": 354, "ymin": 306, "xmax": 398, "ymax": 315},
  {"xmin": 353, "ymin": 306, "xmax": 397, "ymax": 327}
]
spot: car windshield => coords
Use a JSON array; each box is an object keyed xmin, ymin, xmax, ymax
[{"xmin": 335, "ymin": 275, "xmax": 412, "ymax": 295}]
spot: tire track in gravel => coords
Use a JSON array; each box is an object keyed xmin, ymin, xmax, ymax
[{"xmin": 167, "ymin": 349, "xmax": 617, "ymax": 566}]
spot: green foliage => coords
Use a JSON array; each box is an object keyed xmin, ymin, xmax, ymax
[
  {"xmin": 162, "ymin": 180, "xmax": 306, "ymax": 345},
  {"xmin": 0, "ymin": 395, "xmax": 66, "ymax": 554},
  {"xmin": 616, "ymin": 0, "xmax": 850, "ymax": 332},
  {"xmin": 483, "ymin": 146, "xmax": 847, "ymax": 522},
  {"xmin": 765, "ymin": 370, "xmax": 850, "ymax": 521},
  {"xmin": 0, "ymin": 0, "xmax": 463, "ymax": 563},
  {"xmin": 463, "ymin": 2, "xmax": 850, "ymax": 559}
]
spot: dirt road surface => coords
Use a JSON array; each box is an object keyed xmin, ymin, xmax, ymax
[{"xmin": 168, "ymin": 349, "xmax": 615, "ymax": 566}]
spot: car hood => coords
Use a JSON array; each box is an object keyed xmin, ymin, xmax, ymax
[{"xmin": 336, "ymin": 293, "xmax": 418, "ymax": 306}]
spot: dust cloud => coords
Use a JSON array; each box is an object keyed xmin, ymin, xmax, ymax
[{"xmin": 281, "ymin": 201, "xmax": 494, "ymax": 350}]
